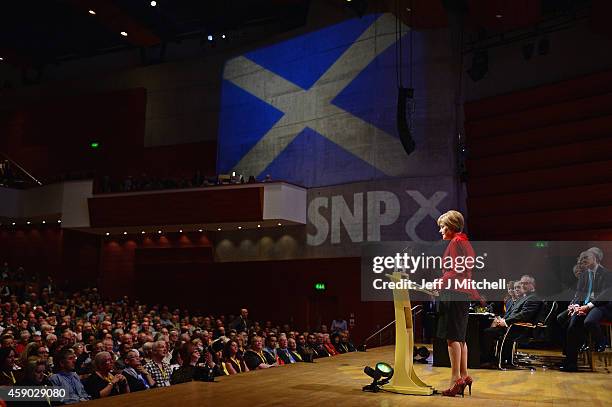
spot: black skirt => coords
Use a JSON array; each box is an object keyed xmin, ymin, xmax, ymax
[{"xmin": 436, "ymin": 290, "xmax": 470, "ymax": 342}]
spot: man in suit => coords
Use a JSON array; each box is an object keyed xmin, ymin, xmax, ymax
[
  {"xmin": 559, "ymin": 248, "xmax": 612, "ymax": 371},
  {"xmin": 277, "ymin": 337, "xmax": 302, "ymax": 364},
  {"xmin": 229, "ymin": 309, "xmax": 251, "ymax": 333},
  {"xmin": 482, "ymin": 275, "xmax": 541, "ymax": 367}
]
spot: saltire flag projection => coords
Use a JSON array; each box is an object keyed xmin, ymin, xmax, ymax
[{"xmin": 218, "ymin": 13, "xmax": 417, "ymax": 187}]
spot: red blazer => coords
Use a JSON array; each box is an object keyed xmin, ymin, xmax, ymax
[{"xmin": 440, "ymin": 233, "xmax": 480, "ymax": 300}]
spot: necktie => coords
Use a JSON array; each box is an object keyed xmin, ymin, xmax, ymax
[
  {"xmin": 286, "ymin": 349, "xmax": 295, "ymax": 363},
  {"xmin": 584, "ymin": 270, "xmax": 593, "ymax": 304}
]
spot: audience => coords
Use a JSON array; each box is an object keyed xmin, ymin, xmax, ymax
[{"xmin": 0, "ymin": 261, "xmax": 357, "ymax": 404}]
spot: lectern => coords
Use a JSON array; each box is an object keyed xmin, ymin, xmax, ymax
[{"xmin": 381, "ymin": 271, "xmax": 434, "ymax": 395}]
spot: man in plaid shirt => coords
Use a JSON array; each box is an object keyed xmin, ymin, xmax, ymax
[{"xmin": 144, "ymin": 340, "xmax": 171, "ymax": 387}]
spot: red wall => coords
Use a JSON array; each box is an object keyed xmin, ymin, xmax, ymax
[
  {"xmin": 0, "ymin": 88, "xmax": 216, "ymax": 183},
  {"xmin": 464, "ymin": 70, "xmax": 612, "ymax": 240}
]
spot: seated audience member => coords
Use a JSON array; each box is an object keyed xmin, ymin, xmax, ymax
[
  {"xmin": 296, "ymin": 334, "xmax": 314, "ymax": 362},
  {"xmin": 557, "ymin": 249, "xmax": 612, "ymax": 371},
  {"xmin": 244, "ymin": 336, "xmax": 277, "ymax": 370},
  {"xmin": 323, "ymin": 334, "xmax": 339, "ymax": 356},
  {"xmin": 264, "ymin": 335, "xmax": 278, "ymax": 359},
  {"xmin": 19, "ymin": 341, "xmax": 40, "ymax": 366},
  {"xmin": 503, "ymin": 280, "xmax": 516, "ymax": 315},
  {"xmin": 306, "ymin": 334, "xmax": 325, "ymax": 359},
  {"xmin": 16, "ymin": 360, "xmax": 52, "ymax": 407},
  {"xmin": 122, "ymin": 350, "xmax": 155, "ymax": 392},
  {"xmin": 144, "ymin": 340, "xmax": 171, "ymax": 387},
  {"xmin": 331, "ymin": 316, "xmax": 348, "ymax": 334},
  {"xmin": 229, "ymin": 309, "xmax": 251, "ymax": 333},
  {"xmin": 223, "ymin": 339, "xmax": 249, "ymax": 374},
  {"xmin": 337, "ymin": 331, "xmax": 357, "ymax": 353},
  {"xmin": 1, "ymin": 334, "xmax": 15, "ymax": 350},
  {"xmin": 277, "ymin": 336, "xmax": 299, "ymax": 364},
  {"xmin": 482, "ymin": 275, "xmax": 541, "ymax": 367},
  {"xmin": 169, "ymin": 347, "xmax": 183, "ymax": 375},
  {"xmin": 82, "ymin": 351, "xmax": 130, "ymax": 399},
  {"xmin": 286, "ymin": 338, "xmax": 304, "ymax": 362},
  {"xmin": 171, "ymin": 343, "xmax": 214, "ymax": 384},
  {"xmin": 0, "ymin": 347, "xmax": 21, "ymax": 385},
  {"xmin": 503, "ymin": 281, "xmax": 522, "ymax": 319},
  {"xmin": 49, "ymin": 348, "xmax": 91, "ymax": 404},
  {"xmin": 14, "ymin": 330, "xmax": 30, "ymax": 355}
]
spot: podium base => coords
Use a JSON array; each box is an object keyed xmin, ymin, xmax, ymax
[{"xmin": 381, "ymin": 384, "xmax": 434, "ymax": 396}]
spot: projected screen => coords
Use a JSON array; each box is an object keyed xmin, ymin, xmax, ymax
[{"xmin": 217, "ymin": 13, "xmax": 419, "ymax": 188}]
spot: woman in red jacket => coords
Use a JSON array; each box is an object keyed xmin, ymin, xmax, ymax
[{"xmin": 436, "ymin": 210, "xmax": 478, "ymax": 397}]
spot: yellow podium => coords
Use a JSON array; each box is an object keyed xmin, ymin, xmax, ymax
[{"xmin": 381, "ymin": 272, "xmax": 434, "ymax": 395}]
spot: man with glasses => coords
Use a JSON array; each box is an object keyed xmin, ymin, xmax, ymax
[
  {"xmin": 481, "ymin": 275, "xmax": 540, "ymax": 367},
  {"xmin": 122, "ymin": 349, "xmax": 155, "ymax": 392}
]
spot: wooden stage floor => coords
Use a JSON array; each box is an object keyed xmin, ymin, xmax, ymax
[{"xmin": 87, "ymin": 346, "xmax": 612, "ymax": 407}]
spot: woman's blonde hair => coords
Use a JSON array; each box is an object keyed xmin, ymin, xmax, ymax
[{"xmin": 437, "ymin": 210, "xmax": 464, "ymax": 233}]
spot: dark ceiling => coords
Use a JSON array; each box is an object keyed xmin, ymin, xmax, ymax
[{"xmin": 0, "ymin": 0, "xmax": 311, "ymax": 68}]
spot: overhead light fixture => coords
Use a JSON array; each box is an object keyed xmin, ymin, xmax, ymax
[
  {"xmin": 150, "ymin": 0, "xmax": 157, "ymax": 6},
  {"xmin": 238, "ymin": 226, "xmax": 242, "ymax": 230},
  {"xmin": 221, "ymin": 34, "xmax": 226, "ymax": 39},
  {"xmin": 158, "ymin": 230, "xmax": 162, "ymax": 234},
  {"xmin": 57, "ymin": 220, "xmax": 62, "ymax": 223},
  {"xmin": 198, "ymin": 229, "xmax": 203, "ymax": 232},
  {"xmin": 217, "ymin": 227, "xmax": 221, "ymax": 231},
  {"xmin": 179, "ymin": 229, "xmax": 183, "ymax": 233},
  {"xmin": 105, "ymin": 232, "xmax": 110, "ymax": 236},
  {"xmin": 42, "ymin": 220, "xmax": 46, "ymax": 224},
  {"xmin": 26, "ymin": 221, "xmax": 31, "ymax": 225},
  {"xmin": 121, "ymin": 31, "xmax": 128, "ymax": 37},
  {"xmin": 207, "ymin": 35, "xmax": 213, "ymax": 41},
  {"xmin": 495, "ymin": 14, "xmax": 503, "ymax": 18},
  {"xmin": 0, "ymin": 57, "xmax": 4, "ymax": 61},
  {"xmin": 123, "ymin": 232, "xmax": 127, "ymax": 235},
  {"xmin": 278, "ymin": 222, "xmax": 282, "ymax": 226},
  {"xmin": 141, "ymin": 231, "xmax": 145, "ymax": 234},
  {"xmin": 12, "ymin": 222, "xmax": 16, "ymax": 226},
  {"xmin": 88, "ymin": 10, "xmax": 96, "ymax": 15},
  {"xmin": 257, "ymin": 224, "xmax": 261, "ymax": 228}
]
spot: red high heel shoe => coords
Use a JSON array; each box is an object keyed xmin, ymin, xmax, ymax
[
  {"xmin": 462, "ymin": 376, "xmax": 473, "ymax": 395},
  {"xmin": 442, "ymin": 378, "xmax": 465, "ymax": 397}
]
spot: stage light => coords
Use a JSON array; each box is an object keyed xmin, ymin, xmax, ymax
[
  {"xmin": 12, "ymin": 222, "xmax": 15, "ymax": 226},
  {"xmin": 257, "ymin": 224, "xmax": 261, "ymax": 228},
  {"xmin": 277, "ymin": 222, "xmax": 282, "ymax": 226},
  {"xmin": 105, "ymin": 232, "xmax": 110, "ymax": 236},
  {"xmin": 123, "ymin": 232, "xmax": 127, "ymax": 235},
  {"xmin": 217, "ymin": 227, "xmax": 221, "ymax": 231},
  {"xmin": 42, "ymin": 220, "xmax": 46, "ymax": 224},
  {"xmin": 121, "ymin": 31, "xmax": 128, "ymax": 37},
  {"xmin": 207, "ymin": 35, "xmax": 213, "ymax": 41},
  {"xmin": 362, "ymin": 362, "xmax": 393, "ymax": 392},
  {"xmin": 150, "ymin": 1, "xmax": 157, "ymax": 6},
  {"xmin": 178, "ymin": 229, "xmax": 182, "ymax": 233},
  {"xmin": 0, "ymin": 57, "xmax": 3, "ymax": 61},
  {"xmin": 26, "ymin": 221, "xmax": 31, "ymax": 225},
  {"xmin": 221, "ymin": 34, "xmax": 226, "ymax": 39},
  {"xmin": 141, "ymin": 231, "xmax": 145, "ymax": 234},
  {"xmin": 198, "ymin": 229, "xmax": 203, "ymax": 232},
  {"xmin": 88, "ymin": 10, "xmax": 96, "ymax": 15},
  {"xmin": 57, "ymin": 220, "xmax": 61, "ymax": 223},
  {"xmin": 158, "ymin": 230, "xmax": 162, "ymax": 234},
  {"xmin": 238, "ymin": 226, "xmax": 242, "ymax": 229},
  {"xmin": 496, "ymin": 14, "xmax": 503, "ymax": 18}
]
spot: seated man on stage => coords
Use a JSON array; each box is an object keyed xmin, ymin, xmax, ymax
[
  {"xmin": 481, "ymin": 275, "xmax": 541, "ymax": 367},
  {"xmin": 557, "ymin": 248, "xmax": 612, "ymax": 372}
]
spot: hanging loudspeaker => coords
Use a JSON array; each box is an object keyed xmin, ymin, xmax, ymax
[{"xmin": 397, "ymin": 87, "xmax": 415, "ymax": 156}]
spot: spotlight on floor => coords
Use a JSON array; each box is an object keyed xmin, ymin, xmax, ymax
[{"xmin": 362, "ymin": 362, "xmax": 393, "ymax": 392}]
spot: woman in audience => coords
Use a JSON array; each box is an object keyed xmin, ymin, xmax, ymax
[
  {"xmin": 323, "ymin": 334, "xmax": 339, "ymax": 356},
  {"xmin": 16, "ymin": 360, "xmax": 52, "ymax": 407},
  {"xmin": 223, "ymin": 339, "xmax": 249, "ymax": 374},
  {"xmin": 0, "ymin": 347, "xmax": 21, "ymax": 385},
  {"xmin": 19, "ymin": 341, "xmax": 40, "ymax": 366},
  {"xmin": 170, "ymin": 343, "xmax": 212, "ymax": 384},
  {"xmin": 82, "ymin": 351, "xmax": 130, "ymax": 398}
]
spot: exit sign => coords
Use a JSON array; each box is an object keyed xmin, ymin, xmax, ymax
[{"xmin": 314, "ymin": 282, "xmax": 326, "ymax": 291}]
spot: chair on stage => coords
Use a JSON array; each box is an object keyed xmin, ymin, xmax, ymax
[
  {"xmin": 583, "ymin": 319, "xmax": 612, "ymax": 371},
  {"xmin": 496, "ymin": 301, "xmax": 557, "ymax": 370}
]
